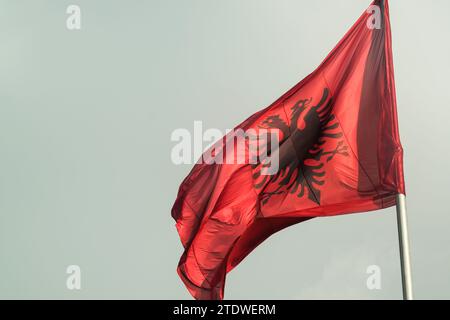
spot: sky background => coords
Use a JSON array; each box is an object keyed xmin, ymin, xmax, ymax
[{"xmin": 1, "ymin": 0, "xmax": 449, "ymax": 299}]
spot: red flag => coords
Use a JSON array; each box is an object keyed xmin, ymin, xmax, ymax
[{"xmin": 172, "ymin": 0, "xmax": 404, "ymax": 300}]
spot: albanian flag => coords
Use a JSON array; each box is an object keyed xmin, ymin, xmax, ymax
[{"xmin": 172, "ymin": 0, "xmax": 404, "ymax": 300}]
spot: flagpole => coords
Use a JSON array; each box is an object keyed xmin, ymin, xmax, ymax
[{"xmin": 395, "ymin": 194, "xmax": 413, "ymax": 300}]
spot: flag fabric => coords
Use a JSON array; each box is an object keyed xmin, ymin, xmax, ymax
[{"xmin": 172, "ymin": 0, "xmax": 404, "ymax": 300}]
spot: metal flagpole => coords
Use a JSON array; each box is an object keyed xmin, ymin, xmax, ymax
[{"xmin": 395, "ymin": 194, "xmax": 413, "ymax": 300}]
